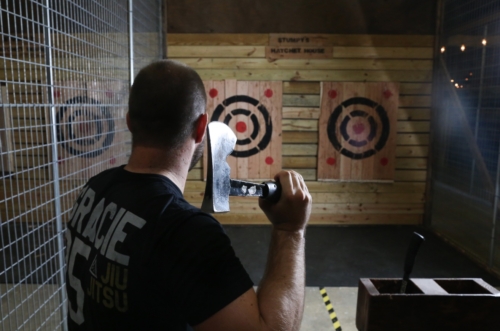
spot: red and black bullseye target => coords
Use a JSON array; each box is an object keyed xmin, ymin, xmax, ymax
[
  {"xmin": 56, "ymin": 96, "xmax": 115, "ymax": 158},
  {"xmin": 211, "ymin": 95, "xmax": 272, "ymax": 158},
  {"xmin": 327, "ymin": 97, "xmax": 390, "ymax": 160}
]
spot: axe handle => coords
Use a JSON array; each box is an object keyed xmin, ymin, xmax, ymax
[
  {"xmin": 262, "ymin": 181, "xmax": 281, "ymax": 203},
  {"xmin": 229, "ymin": 180, "xmax": 281, "ymax": 202}
]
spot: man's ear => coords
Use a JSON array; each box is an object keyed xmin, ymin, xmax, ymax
[{"xmin": 194, "ymin": 113, "xmax": 208, "ymax": 144}]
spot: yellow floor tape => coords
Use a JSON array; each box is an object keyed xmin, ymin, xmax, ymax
[{"xmin": 319, "ymin": 287, "xmax": 342, "ymax": 331}]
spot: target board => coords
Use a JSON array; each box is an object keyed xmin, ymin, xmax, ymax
[
  {"xmin": 54, "ymin": 81, "xmax": 128, "ymax": 179},
  {"xmin": 203, "ymin": 80, "xmax": 282, "ymax": 180},
  {"xmin": 318, "ymin": 82, "xmax": 399, "ymax": 182}
]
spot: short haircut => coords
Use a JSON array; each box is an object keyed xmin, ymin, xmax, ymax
[{"xmin": 128, "ymin": 60, "xmax": 206, "ymax": 149}]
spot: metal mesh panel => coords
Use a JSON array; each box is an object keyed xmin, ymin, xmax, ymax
[
  {"xmin": 0, "ymin": 1, "xmax": 162, "ymax": 330},
  {"xmin": 431, "ymin": 0, "xmax": 500, "ymax": 274}
]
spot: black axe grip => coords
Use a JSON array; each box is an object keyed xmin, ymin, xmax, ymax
[{"xmin": 261, "ymin": 181, "xmax": 281, "ymax": 203}]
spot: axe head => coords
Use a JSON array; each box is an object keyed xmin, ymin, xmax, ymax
[{"xmin": 201, "ymin": 122, "xmax": 237, "ymax": 213}]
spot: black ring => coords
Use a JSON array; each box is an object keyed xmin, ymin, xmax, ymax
[
  {"xmin": 327, "ymin": 97, "xmax": 390, "ymax": 160},
  {"xmin": 56, "ymin": 96, "xmax": 115, "ymax": 158},
  {"xmin": 211, "ymin": 95, "xmax": 272, "ymax": 158}
]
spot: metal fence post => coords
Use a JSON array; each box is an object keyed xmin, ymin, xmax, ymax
[
  {"xmin": 489, "ymin": 140, "xmax": 500, "ymax": 268},
  {"xmin": 129, "ymin": 0, "xmax": 135, "ymax": 86},
  {"xmin": 43, "ymin": 1, "xmax": 69, "ymax": 330}
]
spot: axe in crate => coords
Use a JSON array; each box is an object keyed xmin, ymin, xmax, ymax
[{"xmin": 201, "ymin": 122, "xmax": 281, "ymax": 213}]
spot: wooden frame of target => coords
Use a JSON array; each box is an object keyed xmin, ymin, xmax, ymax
[
  {"xmin": 203, "ymin": 80, "xmax": 282, "ymax": 180},
  {"xmin": 54, "ymin": 81, "xmax": 128, "ymax": 180},
  {"xmin": 318, "ymin": 82, "xmax": 399, "ymax": 182}
]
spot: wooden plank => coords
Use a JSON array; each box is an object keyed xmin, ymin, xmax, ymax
[
  {"xmin": 283, "ymin": 119, "xmax": 318, "ymax": 131},
  {"xmin": 398, "ymin": 108, "xmax": 430, "ymax": 121},
  {"xmin": 247, "ymin": 81, "xmax": 260, "ymax": 179},
  {"xmin": 236, "ymin": 81, "xmax": 249, "ymax": 179},
  {"xmin": 332, "ymin": 47, "xmax": 433, "ymax": 59},
  {"xmin": 399, "ymin": 95, "xmax": 432, "ymax": 107},
  {"xmin": 0, "ymin": 85, "xmax": 15, "ymax": 173},
  {"xmin": 397, "ymin": 121, "xmax": 430, "ymax": 133},
  {"xmin": 395, "ymin": 146, "xmax": 429, "ymax": 157},
  {"xmin": 212, "ymin": 213, "xmax": 422, "ymax": 225},
  {"xmin": 394, "ymin": 170, "xmax": 427, "ymax": 182},
  {"xmin": 183, "ymin": 180, "xmax": 427, "ymax": 194},
  {"xmin": 283, "ymin": 82, "xmax": 432, "ymax": 96},
  {"xmin": 282, "ymin": 107, "xmax": 430, "ymax": 121},
  {"xmin": 269, "ymin": 82, "xmax": 283, "ymax": 177},
  {"xmin": 282, "ymin": 95, "xmax": 320, "ymax": 107},
  {"xmin": 400, "ymin": 83, "xmax": 433, "ymax": 95},
  {"xmin": 193, "ymin": 69, "xmax": 433, "ymax": 82},
  {"xmin": 395, "ymin": 158, "xmax": 428, "ymax": 170},
  {"xmin": 257, "ymin": 81, "xmax": 282, "ymax": 179},
  {"xmin": 282, "ymin": 107, "xmax": 319, "ymax": 119},
  {"xmin": 373, "ymin": 82, "xmax": 399, "ymax": 181},
  {"xmin": 283, "ymin": 131, "xmax": 318, "ymax": 143},
  {"xmin": 282, "ymin": 144, "xmax": 318, "ymax": 156},
  {"xmin": 281, "ymin": 132, "xmax": 429, "ymax": 146},
  {"xmin": 183, "ymin": 200, "xmax": 424, "ymax": 215},
  {"xmin": 168, "ymin": 46, "xmax": 265, "ymax": 58},
  {"xmin": 168, "ymin": 34, "xmax": 434, "ymax": 47},
  {"xmin": 224, "ymin": 80, "xmax": 238, "ymax": 178},
  {"xmin": 168, "ymin": 34, "xmax": 269, "ymax": 46},
  {"xmin": 203, "ymin": 80, "xmax": 229, "ymax": 178},
  {"xmin": 397, "ymin": 134, "xmax": 429, "ymax": 145},
  {"xmin": 283, "ymin": 156, "xmax": 316, "ymax": 169},
  {"xmin": 269, "ymin": 34, "xmax": 333, "ymax": 46},
  {"xmin": 175, "ymin": 58, "xmax": 433, "ymax": 71},
  {"xmin": 283, "ymin": 82, "xmax": 320, "ymax": 94}
]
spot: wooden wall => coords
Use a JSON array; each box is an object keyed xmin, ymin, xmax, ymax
[
  {"xmin": 166, "ymin": 0, "xmax": 436, "ymax": 34},
  {"xmin": 169, "ymin": 33, "xmax": 433, "ymax": 225}
]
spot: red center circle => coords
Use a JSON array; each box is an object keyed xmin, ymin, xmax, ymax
[
  {"xmin": 236, "ymin": 121, "xmax": 247, "ymax": 133},
  {"xmin": 353, "ymin": 123, "xmax": 365, "ymax": 134},
  {"xmin": 209, "ymin": 88, "xmax": 218, "ymax": 98},
  {"xmin": 328, "ymin": 89, "xmax": 337, "ymax": 99},
  {"xmin": 380, "ymin": 157, "xmax": 389, "ymax": 166},
  {"xmin": 264, "ymin": 89, "xmax": 273, "ymax": 98},
  {"xmin": 265, "ymin": 157, "xmax": 274, "ymax": 165},
  {"xmin": 327, "ymin": 157, "xmax": 336, "ymax": 166}
]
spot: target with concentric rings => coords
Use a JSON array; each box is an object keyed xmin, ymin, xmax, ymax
[
  {"xmin": 327, "ymin": 97, "xmax": 390, "ymax": 160},
  {"xmin": 210, "ymin": 95, "xmax": 272, "ymax": 158},
  {"xmin": 56, "ymin": 96, "xmax": 115, "ymax": 158}
]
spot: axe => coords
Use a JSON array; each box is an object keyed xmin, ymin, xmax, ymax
[{"xmin": 201, "ymin": 122, "xmax": 281, "ymax": 213}]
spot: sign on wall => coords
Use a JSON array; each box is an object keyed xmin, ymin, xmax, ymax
[
  {"xmin": 318, "ymin": 82, "xmax": 399, "ymax": 182},
  {"xmin": 203, "ymin": 80, "xmax": 282, "ymax": 180}
]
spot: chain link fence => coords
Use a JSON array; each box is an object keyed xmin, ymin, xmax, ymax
[
  {"xmin": 0, "ymin": 1, "xmax": 162, "ymax": 330},
  {"xmin": 430, "ymin": 0, "xmax": 500, "ymax": 275}
]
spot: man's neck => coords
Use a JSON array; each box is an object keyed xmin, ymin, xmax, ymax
[{"xmin": 124, "ymin": 145, "xmax": 190, "ymax": 192}]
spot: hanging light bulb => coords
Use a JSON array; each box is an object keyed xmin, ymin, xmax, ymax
[
  {"xmin": 482, "ymin": 39, "xmax": 487, "ymax": 46},
  {"xmin": 441, "ymin": 46, "xmax": 446, "ymax": 53},
  {"xmin": 461, "ymin": 44, "xmax": 466, "ymax": 51},
  {"xmin": 455, "ymin": 83, "xmax": 459, "ymax": 88},
  {"xmin": 451, "ymin": 79, "xmax": 454, "ymax": 83}
]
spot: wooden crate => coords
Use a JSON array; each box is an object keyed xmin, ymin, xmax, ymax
[{"xmin": 356, "ymin": 278, "xmax": 500, "ymax": 331}]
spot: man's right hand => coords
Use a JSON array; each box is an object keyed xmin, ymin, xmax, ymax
[{"xmin": 259, "ymin": 170, "xmax": 312, "ymax": 233}]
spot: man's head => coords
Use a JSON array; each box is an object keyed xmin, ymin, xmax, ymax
[{"xmin": 128, "ymin": 60, "xmax": 207, "ymax": 154}]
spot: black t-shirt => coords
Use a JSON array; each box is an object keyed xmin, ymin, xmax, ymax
[{"xmin": 65, "ymin": 166, "xmax": 253, "ymax": 330}]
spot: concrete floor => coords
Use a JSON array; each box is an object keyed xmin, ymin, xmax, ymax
[
  {"xmin": 1, "ymin": 284, "xmax": 357, "ymax": 331},
  {"xmin": 2, "ymin": 225, "xmax": 500, "ymax": 330}
]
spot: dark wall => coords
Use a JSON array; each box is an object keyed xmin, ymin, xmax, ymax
[{"xmin": 166, "ymin": 0, "xmax": 436, "ymax": 34}]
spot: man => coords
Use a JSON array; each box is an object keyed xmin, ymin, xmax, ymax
[{"xmin": 65, "ymin": 60, "xmax": 311, "ymax": 331}]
